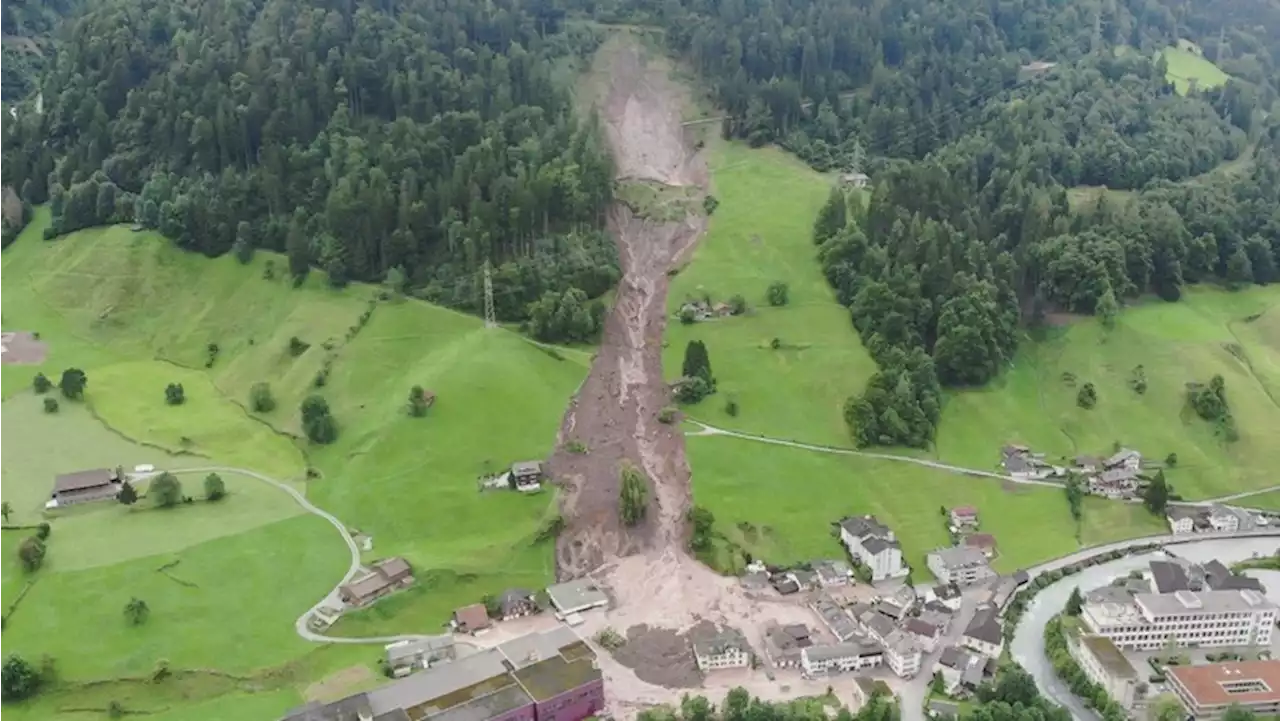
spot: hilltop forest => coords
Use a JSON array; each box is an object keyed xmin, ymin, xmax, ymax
[{"xmin": 2, "ymin": 0, "xmax": 619, "ymax": 331}]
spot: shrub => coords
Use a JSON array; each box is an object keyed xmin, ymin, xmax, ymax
[
  {"xmin": 249, "ymin": 382, "xmax": 276, "ymax": 412},
  {"xmin": 1076, "ymin": 382, "xmax": 1097, "ymax": 409},
  {"xmin": 566, "ymin": 439, "xmax": 588, "ymax": 454},
  {"xmin": 59, "ymin": 368, "xmax": 87, "ymax": 400},
  {"xmin": 17, "ymin": 536, "xmax": 46, "ymax": 572},
  {"xmin": 1165, "ymin": 452, "xmax": 1178, "ymax": 468},
  {"xmin": 288, "ymin": 336, "xmax": 310, "ymax": 357},
  {"xmin": 658, "ymin": 407, "xmax": 678, "ymax": 424},
  {"xmin": 164, "ymin": 382, "xmax": 185, "ymax": 405},
  {"xmin": 34, "ymin": 523, "xmax": 50, "ymax": 541},
  {"xmin": 124, "ymin": 597, "xmax": 150, "ymax": 626},
  {"xmin": 262, "ymin": 260, "xmax": 276, "ymax": 280},
  {"xmin": 407, "ymin": 385, "xmax": 432, "ymax": 417},
  {"xmin": 770, "ymin": 337, "xmax": 782, "ymax": 350},
  {"xmin": 42, "ymin": 397, "xmax": 59, "ymax": 414},
  {"xmin": 205, "ymin": 342, "xmax": 220, "ymax": 368},
  {"xmin": 595, "ymin": 627, "xmax": 626, "ymax": 650},
  {"xmin": 203, "ymin": 473, "xmax": 226, "ymax": 501},
  {"xmin": 724, "ymin": 395, "xmax": 739, "ymax": 417},
  {"xmin": 31, "ymin": 373, "xmax": 51, "ymax": 394},
  {"xmin": 728, "ymin": 294, "xmax": 748, "ymax": 315},
  {"xmin": 679, "ymin": 306, "xmax": 697, "ymax": 325},
  {"xmin": 766, "ymin": 281, "xmax": 790, "ymax": 307},
  {"xmin": 702, "ymin": 195, "xmax": 719, "ymax": 215},
  {"xmin": 676, "ymin": 375, "xmax": 712, "ymax": 404}
]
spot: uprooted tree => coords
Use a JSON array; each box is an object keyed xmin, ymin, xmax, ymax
[{"xmin": 618, "ymin": 463, "xmax": 650, "ymax": 527}]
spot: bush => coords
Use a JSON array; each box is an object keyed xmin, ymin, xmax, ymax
[
  {"xmin": 31, "ymin": 373, "xmax": 51, "ymax": 394},
  {"xmin": 164, "ymin": 382, "xmax": 185, "ymax": 405},
  {"xmin": 124, "ymin": 597, "xmax": 150, "ymax": 626},
  {"xmin": 262, "ymin": 260, "xmax": 276, "ymax": 280},
  {"xmin": 205, "ymin": 342, "xmax": 220, "ymax": 368},
  {"xmin": 676, "ymin": 376, "xmax": 712, "ymax": 404},
  {"xmin": 1165, "ymin": 452, "xmax": 1178, "ymax": 468},
  {"xmin": 1, "ymin": 655, "xmax": 43, "ymax": 702},
  {"xmin": 702, "ymin": 195, "xmax": 720, "ymax": 215},
  {"xmin": 59, "ymin": 368, "xmax": 87, "ymax": 400},
  {"xmin": 724, "ymin": 395, "xmax": 739, "ymax": 417},
  {"xmin": 407, "ymin": 385, "xmax": 433, "ymax": 417},
  {"xmin": 42, "ymin": 397, "xmax": 59, "ymax": 414},
  {"xmin": 249, "ymin": 382, "xmax": 276, "ymax": 413},
  {"xmin": 17, "ymin": 536, "xmax": 46, "ymax": 572},
  {"xmin": 770, "ymin": 337, "xmax": 782, "ymax": 350},
  {"xmin": 594, "ymin": 628, "xmax": 626, "ymax": 650},
  {"xmin": 203, "ymin": 473, "xmax": 226, "ymax": 501},
  {"xmin": 679, "ymin": 306, "xmax": 697, "ymax": 325},
  {"xmin": 658, "ymin": 407, "xmax": 678, "ymax": 424},
  {"xmin": 728, "ymin": 294, "xmax": 748, "ymax": 315},
  {"xmin": 1076, "ymin": 382, "xmax": 1097, "ymax": 409},
  {"xmin": 301, "ymin": 395, "xmax": 338, "ymax": 444},
  {"xmin": 35, "ymin": 523, "xmax": 50, "ymax": 541},
  {"xmin": 288, "ymin": 336, "xmax": 310, "ymax": 357},
  {"xmin": 766, "ymin": 281, "xmax": 790, "ymax": 307}
]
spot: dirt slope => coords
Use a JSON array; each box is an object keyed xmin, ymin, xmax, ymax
[{"xmin": 549, "ymin": 39, "xmax": 706, "ymax": 579}]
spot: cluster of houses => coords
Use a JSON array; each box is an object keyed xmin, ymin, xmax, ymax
[
  {"xmin": 1068, "ymin": 556, "xmax": 1278, "ymax": 715},
  {"xmin": 740, "ymin": 558, "xmax": 856, "ymax": 596},
  {"xmin": 1166, "ymin": 503, "xmax": 1268, "ymax": 535},
  {"xmin": 1001, "ymin": 445, "xmax": 1148, "ymax": 499}
]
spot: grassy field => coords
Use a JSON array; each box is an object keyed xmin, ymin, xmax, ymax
[
  {"xmin": 0, "ymin": 213, "xmax": 588, "ymax": 718},
  {"xmin": 662, "ymin": 141, "xmax": 877, "ymax": 446},
  {"xmin": 937, "ymin": 287, "xmax": 1280, "ymax": 500},
  {"xmin": 1162, "ymin": 40, "xmax": 1231, "ymax": 95},
  {"xmin": 686, "ymin": 435, "xmax": 1168, "ymax": 578}
]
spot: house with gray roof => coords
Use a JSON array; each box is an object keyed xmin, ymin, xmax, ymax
[
  {"xmin": 838, "ymin": 515, "xmax": 907, "ymax": 581},
  {"xmin": 692, "ymin": 626, "xmax": 751, "ymax": 672},
  {"xmin": 813, "ymin": 559, "xmax": 853, "ymax": 587},
  {"xmin": 1149, "ymin": 560, "xmax": 1191, "ymax": 593},
  {"xmin": 812, "ymin": 593, "xmax": 861, "ymax": 641},
  {"xmin": 384, "ymin": 636, "xmax": 456, "ymax": 677},
  {"xmin": 937, "ymin": 646, "xmax": 994, "ymax": 695},
  {"xmin": 1202, "ymin": 559, "xmax": 1265, "ymax": 593},
  {"xmin": 961, "ymin": 604, "xmax": 1003, "ymax": 658},
  {"xmin": 927, "ymin": 546, "xmax": 996, "ymax": 587},
  {"xmin": 762, "ymin": 622, "xmax": 813, "ymax": 668},
  {"xmin": 546, "ymin": 578, "xmax": 608, "ymax": 616},
  {"xmin": 800, "ymin": 640, "xmax": 884, "ymax": 676}
]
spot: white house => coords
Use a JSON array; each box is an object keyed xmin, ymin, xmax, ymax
[
  {"xmin": 927, "ymin": 546, "xmax": 997, "ymax": 587},
  {"xmin": 693, "ymin": 627, "xmax": 751, "ymax": 671},
  {"xmin": 1105, "ymin": 449, "xmax": 1142, "ymax": 471},
  {"xmin": 800, "ymin": 642, "xmax": 883, "ymax": 676},
  {"xmin": 839, "ymin": 516, "xmax": 907, "ymax": 581},
  {"xmin": 883, "ymin": 630, "xmax": 922, "ymax": 678},
  {"xmin": 1166, "ymin": 506, "xmax": 1200, "ymax": 535},
  {"xmin": 961, "ymin": 605, "xmax": 1004, "ymax": 658}
]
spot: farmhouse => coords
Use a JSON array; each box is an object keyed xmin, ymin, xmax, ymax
[
  {"xmin": 1167, "ymin": 660, "xmax": 1280, "ymax": 719},
  {"xmin": 281, "ymin": 626, "xmax": 603, "ymax": 721},
  {"xmin": 838, "ymin": 515, "xmax": 907, "ymax": 581},
  {"xmin": 949, "ymin": 506, "xmax": 979, "ymax": 529},
  {"xmin": 1067, "ymin": 633, "xmax": 1140, "ymax": 709},
  {"xmin": 546, "ymin": 579, "xmax": 609, "ymax": 616},
  {"xmin": 1105, "ymin": 449, "xmax": 1142, "ymax": 471},
  {"xmin": 497, "ymin": 589, "xmax": 539, "ymax": 620},
  {"xmin": 1167, "ymin": 505, "xmax": 1203, "ymax": 534},
  {"xmin": 927, "ymin": 546, "xmax": 996, "ymax": 587},
  {"xmin": 813, "ymin": 559, "xmax": 853, "ymax": 587},
  {"xmin": 692, "ymin": 627, "xmax": 751, "ymax": 671},
  {"xmin": 338, "ymin": 557, "xmax": 415, "ymax": 607},
  {"xmin": 1000, "ymin": 445, "xmax": 1054, "ymax": 480},
  {"xmin": 1090, "ymin": 469, "xmax": 1141, "ymax": 499},
  {"xmin": 1073, "ymin": 455, "xmax": 1103, "ymax": 473},
  {"xmin": 762, "ymin": 622, "xmax": 814, "ymax": 668},
  {"xmin": 384, "ymin": 635, "xmax": 457, "ymax": 677},
  {"xmin": 511, "ymin": 461, "xmax": 543, "ymax": 492},
  {"xmin": 452, "ymin": 603, "xmax": 493, "ymax": 634},
  {"xmin": 47, "ymin": 468, "xmax": 123, "ymax": 508},
  {"xmin": 800, "ymin": 641, "xmax": 884, "ymax": 676},
  {"xmin": 840, "ymin": 172, "xmax": 870, "ymax": 188}
]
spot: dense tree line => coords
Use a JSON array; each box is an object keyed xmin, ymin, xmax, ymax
[
  {"xmin": 2, "ymin": 0, "xmax": 620, "ymax": 327},
  {"xmin": 637, "ymin": 685, "xmax": 899, "ymax": 721}
]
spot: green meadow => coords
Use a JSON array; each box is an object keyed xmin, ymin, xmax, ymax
[
  {"xmin": 0, "ymin": 212, "xmax": 587, "ymax": 718},
  {"xmin": 1162, "ymin": 40, "xmax": 1231, "ymax": 95}
]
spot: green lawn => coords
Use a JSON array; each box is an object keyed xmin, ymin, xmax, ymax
[
  {"xmin": 937, "ymin": 286, "xmax": 1280, "ymax": 500},
  {"xmin": 686, "ymin": 434, "xmax": 1166, "ymax": 579},
  {"xmin": 0, "ymin": 213, "xmax": 589, "ymax": 718},
  {"xmin": 662, "ymin": 141, "xmax": 877, "ymax": 446},
  {"xmin": 1162, "ymin": 41, "xmax": 1230, "ymax": 95}
]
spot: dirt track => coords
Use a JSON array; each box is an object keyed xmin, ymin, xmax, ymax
[{"xmin": 549, "ymin": 38, "xmax": 707, "ymax": 578}]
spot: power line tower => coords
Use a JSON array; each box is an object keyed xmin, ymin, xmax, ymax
[{"xmin": 482, "ymin": 260, "xmax": 497, "ymax": 329}]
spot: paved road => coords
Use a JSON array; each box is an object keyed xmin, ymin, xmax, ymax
[{"xmin": 156, "ymin": 466, "xmax": 437, "ymax": 645}]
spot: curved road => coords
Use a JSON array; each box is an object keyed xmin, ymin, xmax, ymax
[{"xmin": 164, "ymin": 466, "xmax": 438, "ymax": 645}]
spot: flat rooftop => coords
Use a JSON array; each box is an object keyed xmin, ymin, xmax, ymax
[
  {"xmin": 546, "ymin": 578, "xmax": 608, "ymax": 613},
  {"xmin": 1169, "ymin": 660, "xmax": 1280, "ymax": 708},
  {"xmin": 512, "ymin": 653, "xmax": 601, "ymax": 702},
  {"xmin": 423, "ymin": 684, "xmax": 531, "ymax": 721},
  {"xmin": 1081, "ymin": 635, "xmax": 1138, "ymax": 680},
  {"xmin": 1136, "ymin": 589, "xmax": 1276, "ymax": 617}
]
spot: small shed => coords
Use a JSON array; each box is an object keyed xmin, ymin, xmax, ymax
[{"xmin": 510, "ymin": 461, "xmax": 543, "ymax": 491}]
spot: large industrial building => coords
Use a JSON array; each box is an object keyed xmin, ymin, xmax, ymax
[
  {"xmin": 280, "ymin": 626, "xmax": 603, "ymax": 721},
  {"xmin": 1081, "ymin": 589, "xmax": 1276, "ymax": 651},
  {"xmin": 1167, "ymin": 661, "xmax": 1280, "ymax": 719}
]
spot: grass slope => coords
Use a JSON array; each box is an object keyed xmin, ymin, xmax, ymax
[
  {"xmin": 938, "ymin": 287, "xmax": 1280, "ymax": 499},
  {"xmin": 662, "ymin": 142, "xmax": 877, "ymax": 445},
  {"xmin": 1163, "ymin": 41, "xmax": 1231, "ymax": 95}
]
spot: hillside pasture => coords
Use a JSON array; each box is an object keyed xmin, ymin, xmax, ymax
[{"xmin": 1162, "ymin": 41, "xmax": 1231, "ymax": 95}]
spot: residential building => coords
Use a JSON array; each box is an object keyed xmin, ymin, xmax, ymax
[
  {"xmin": 963, "ymin": 533, "xmax": 998, "ymax": 559},
  {"xmin": 453, "ymin": 603, "xmax": 493, "ymax": 634},
  {"xmin": 812, "ymin": 593, "xmax": 861, "ymax": 641},
  {"xmin": 852, "ymin": 677, "xmax": 894, "ymax": 707},
  {"xmin": 961, "ymin": 605, "xmax": 1004, "ymax": 658},
  {"xmin": 1167, "ymin": 660, "xmax": 1280, "ymax": 719},
  {"xmin": 772, "ymin": 575, "xmax": 800, "ymax": 595},
  {"xmin": 1202, "ymin": 560, "xmax": 1265, "ymax": 593},
  {"xmin": 981, "ymin": 573, "xmax": 1029, "ymax": 612},
  {"xmin": 949, "ymin": 506, "xmax": 979, "ymax": 529},
  {"xmin": 498, "ymin": 589, "xmax": 539, "ymax": 621},
  {"xmin": 762, "ymin": 622, "xmax": 813, "ymax": 669},
  {"xmin": 1073, "ymin": 455, "xmax": 1103, "ymax": 473},
  {"xmin": 838, "ymin": 516, "xmax": 907, "ymax": 581},
  {"xmin": 883, "ymin": 630, "xmax": 922, "ymax": 678},
  {"xmin": 800, "ymin": 641, "xmax": 883, "ymax": 676},
  {"xmin": 1082, "ymin": 589, "xmax": 1277, "ymax": 651},
  {"xmin": 919, "ymin": 603, "xmax": 954, "ymax": 633},
  {"xmin": 813, "ymin": 559, "xmax": 853, "ymax": 587},
  {"xmin": 1105, "ymin": 449, "xmax": 1142, "ymax": 471},
  {"xmin": 47, "ymin": 468, "xmax": 123, "ymax": 508},
  {"xmin": 857, "ymin": 609, "xmax": 898, "ymax": 646},
  {"xmin": 840, "ymin": 172, "xmax": 871, "ymax": 188},
  {"xmin": 928, "ymin": 700, "xmax": 960, "ymax": 719},
  {"xmin": 692, "ymin": 627, "xmax": 751, "ymax": 671},
  {"xmin": 937, "ymin": 646, "xmax": 995, "ymax": 695},
  {"xmin": 546, "ymin": 579, "xmax": 608, "ymax": 616},
  {"xmin": 926, "ymin": 583, "xmax": 963, "ymax": 611},
  {"xmin": 385, "ymin": 636, "xmax": 456, "ymax": 677},
  {"xmin": 873, "ymin": 601, "xmax": 907, "ymax": 622},
  {"xmin": 792, "ymin": 569, "xmax": 820, "ymax": 590},
  {"xmin": 511, "ymin": 461, "xmax": 543, "ymax": 492},
  {"xmin": 339, "ymin": 558, "xmax": 415, "ymax": 607},
  {"xmin": 928, "ymin": 546, "xmax": 997, "ymax": 587},
  {"xmin": 1067, "ymin": 633, "xmax": 1140, "ymax": 709},
  {"xmin": 1209, "ymin": 505, "xmax": 1242, "ymax": 532},
  {"xmin": 1149, "ymin": 560, "xmax": 1191, "ymax": 593},
  {"xmin": 1090, "ymin": 469, "xmax": 1140, "ymax": 499},
  {"xmin": 281, "ymin": 626, "xmax": 603, "ymax": 721},
  {"xmin": 1167, "ymin": 506, "xmax": 1202, "ymax": 535},
  {"xmin": 740, "ymin": 571, "xmax": 770, "ymax": 591},
  {"xmin": 903, "ymin": 618, "xmax": 941, "ymax": 652}
]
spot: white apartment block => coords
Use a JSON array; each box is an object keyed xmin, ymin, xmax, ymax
[
  {"xmin": 693, "ymin": 629, "xmax": 751, "ymax": 671},
  {"xmin": 884, "ymin": 630, "xmax": 922, "ymax": 678},
  {"xmin": 1082, "ymin": 589, "xmax": 1276, "ymax": 651},
  {"xmin": 800, "ymin": 642, "xmax": 884, "ymax": 676},
  {"xmin": 927, "ymin": 546, "xmax": 997, "ymax": 587},
  {"xmin": 839, "ymin": 516, "xmax": 907, "ymax": 581}
]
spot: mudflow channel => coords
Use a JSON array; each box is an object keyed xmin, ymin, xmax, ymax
[{"xmin": 549, "ymin": 41, "xmax": 707, "ymax": 579}]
